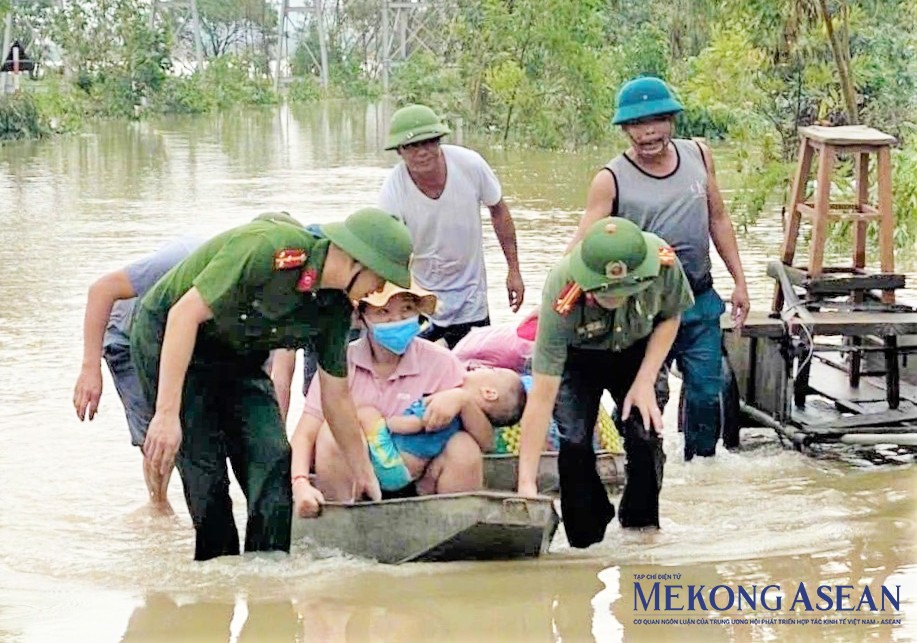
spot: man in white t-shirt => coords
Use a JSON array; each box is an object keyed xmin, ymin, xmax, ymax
[{"xmin": 379, "ymin": 104, "xmax": 525, "ymax": 347}]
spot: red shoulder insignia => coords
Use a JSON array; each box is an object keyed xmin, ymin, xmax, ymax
[
  {"xmin": 274, "ymin": 248, "xmax": 307, "ymax": 270},
  {"xmin": 553, "ymin": 282, "xmax": 583, "ymax": 316},
  {"xmin": 658, "ymin": 245, "xmax": 676, "ymax": 267}
]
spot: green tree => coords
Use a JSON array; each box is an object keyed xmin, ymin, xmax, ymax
[{"xmin": 194, "ymin": 0, "xmax": 276, "ymax": 58}]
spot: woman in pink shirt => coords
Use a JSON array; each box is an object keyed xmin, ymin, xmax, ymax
[{"xmin": 289, "ymin": 282, "xmax": 492, "ymax": 518}]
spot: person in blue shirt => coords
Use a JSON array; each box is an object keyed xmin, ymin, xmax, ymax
[{"xmin": 73, "ymin": 236, "xmax": 202, "ymax": 515}]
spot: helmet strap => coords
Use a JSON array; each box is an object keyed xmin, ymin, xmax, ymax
[{"xmin": 344, "ymin": 263, "xmax": 364, "ymax": 298}]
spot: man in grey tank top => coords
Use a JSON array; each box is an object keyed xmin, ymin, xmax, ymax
[{"xmin": 568, "ymin": 76, "xmax": 749, "ymax": 461}]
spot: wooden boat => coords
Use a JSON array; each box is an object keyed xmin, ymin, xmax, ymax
[{"xmin": 292, "ymin": 491, "xmax": 559, "ymax": 564}]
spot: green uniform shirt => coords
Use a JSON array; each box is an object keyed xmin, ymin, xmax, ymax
[
  {"xmin": 139, "ymin": 218, "xmax": 352, "ymax": 377},
  {"xmin": 532, "ymin": 256, "xmax": 695, "ymax": 377}
]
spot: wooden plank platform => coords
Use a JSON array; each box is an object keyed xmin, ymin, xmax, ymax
[
  {"xmin": 789, "ymin": 312, "xmax": 917, "ymax": 336},
  {"xmin": 767, "ymin": 264, "xmax": 906, "ymax": 295},
  {"xmin": 729, "ymin": 310, "xmax": 917, "ymax": 338},
  {"xmin": 721, "ymin": 312, "xmax": 784, "ymax": 338},
  {"xmin": 806, "ymin": 361, "xmax": 890, "ymax": 403}
]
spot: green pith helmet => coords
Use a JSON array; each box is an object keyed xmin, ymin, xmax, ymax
[
  {"xmin": 612, "ymin": 76, "xmax": 684, "ymax": 125},
  {"xmin": 320, "ymin": 208, "xmax": 413, "ymax": 288},
  {"xmin": 569, "ymin": 217, "xmax": 663, "ymax": 295},
  {"xmin": 385, "ymin": 104, "xmax": 451, "ymax": 150}
]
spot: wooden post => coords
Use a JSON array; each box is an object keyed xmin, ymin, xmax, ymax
[
  {"xmin": 807, "ymin": 145, "xmax": 835, "ymax": 278},
  {"xmin": 774, "ymin": 136, "xmax": 814, "ymax": 311},
  {"xmin": 780, "ymin": 138, "xmax": 814, "ymax": 266},
  {"xmin": 11, "ymin": 42, "xmax": 19, "ymax": 92},
  {"xmin": 877, "ymin": 146, "xmax": 896, "ymax": 303},
  {"xmin": 853, "ymin": 152, "xmax": 869, "ymax": 270}
]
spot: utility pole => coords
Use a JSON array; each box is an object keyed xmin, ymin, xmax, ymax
[
  {"xmin": 381, "ymin": 0, "xmax": 390, "ymax": 95},
  {"xmin": 273, "ymin": 0, "xmax": 288, "ymax": 92},
  {"xmin": 189, "ymin": 0, "xmax": 205, "ymax": 71},
  {"xmin": 315, "ymin": 0, "xmax": 328, "ymax": 89}
]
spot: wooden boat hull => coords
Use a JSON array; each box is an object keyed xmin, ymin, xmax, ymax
[
  {"xmin": 482, "ymin": 450, "xmax": 625, "ymax": 493},
  {"xmin": 292, "ymin": 492, "xmax": 559, "ymax": 564}
]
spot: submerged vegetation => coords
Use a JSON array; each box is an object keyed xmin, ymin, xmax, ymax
[{"xmin": 1, "ymin": 0, "xmax": 915, "ymax": 237}]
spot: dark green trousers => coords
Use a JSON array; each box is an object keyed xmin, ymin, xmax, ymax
[
  {"xmin": 131, "ymin": 309, "xmax": 292, "ymax": 561},
  {"xmin": 554, "ymin": 339, "xmax": 666, "ymax": 548}
]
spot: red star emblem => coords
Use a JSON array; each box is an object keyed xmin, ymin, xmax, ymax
[{"xmin": 296, "ymin": 268, "xmax": 317, "ymax": 292}]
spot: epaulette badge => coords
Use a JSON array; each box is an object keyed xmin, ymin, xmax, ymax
[
  {"xmin": 553, "ymin": 281, "xmax": 583, "ymax": 316},
  {"xmin": 274, "ymin": 248, "xmax": 308, "ymax": 270}
]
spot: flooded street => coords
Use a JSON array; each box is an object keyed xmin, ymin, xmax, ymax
[{"xmin": 0, "ymin": 103, "xmax": 914, "ymax": 642}]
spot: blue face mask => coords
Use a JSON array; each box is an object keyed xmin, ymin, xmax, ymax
[{"xmin": 370, "ymin": 315, "xmax": 421, "ymax": 355}]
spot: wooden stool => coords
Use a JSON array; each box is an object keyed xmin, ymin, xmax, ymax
[{"xmin": 775, "ymin": 125, "xmax": 898, "ymax": 310}]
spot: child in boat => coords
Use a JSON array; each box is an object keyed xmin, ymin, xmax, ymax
[{"xmin": 357, "ymin": 367, "xmax": 527, "ymax": 492}]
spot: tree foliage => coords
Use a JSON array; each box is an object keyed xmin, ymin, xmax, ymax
[{"xmin": 5, "ymin": 0, "xmax": 916, "ymax": 156}]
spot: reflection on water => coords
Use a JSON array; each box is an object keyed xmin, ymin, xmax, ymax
[{"xmin": 0, "ymin": 103, "xmax": 914, "ymax": 642}]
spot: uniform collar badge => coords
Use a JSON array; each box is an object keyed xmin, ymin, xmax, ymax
[
  {"xmin": 296, "ymin": 268, "xmax": 318, "ymax": 292},
  {"xmin": 274, "ymin": 248, "xmax": 307, "ymax": 270}
]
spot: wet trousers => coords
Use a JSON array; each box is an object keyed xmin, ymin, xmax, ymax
[
  {"xmin": 131, "ymin": 311, "xmax": 292, "ymax": 561},
  {"xmin": 668, "ymin": 288, "xmax": 725, "ymax": 460},
  {"xmin": 554, "ymin": 340, "xmax": 666, "ymax": 548}
]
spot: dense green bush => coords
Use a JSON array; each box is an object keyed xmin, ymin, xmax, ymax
[
  {"xmin": 28, "ymin": 78, "xmax": 85, "ymax": 133},
  {"xmin": 286, "ymin": 77, "xmax": 322, "ymax": 103},
  {"xmin": 389, "ymin": 52, "xmax": 464, "ymax": 114},
  {"xmin": 0, "ymin": 92, "xmax": 45, "ymax": 141}
]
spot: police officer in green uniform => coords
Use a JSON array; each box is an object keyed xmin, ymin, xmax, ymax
[
  {"xmin": 131, "ymin": 207, "xmax": 413, "ymax": 561},
  {"xmin": 516, "ymin": 217, "xmax": 694, "ymax": 547}
]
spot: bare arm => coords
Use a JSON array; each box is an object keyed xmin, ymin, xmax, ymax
[
  {"xmin": 290, "ymin": 411, "xmax": 323, "ymax": 479},
  {"xmin": 516, "ymin": 373, "xmax": 562, "ymax": 497},
  {"xmin": 564, "ymin": 170, "xmax": 617, "ymax": 254},
  {"xmin": 270, "ymin": 348, "xmax": 296, "ymax": 424},
  {"xmin": 699, "ymin": 141, "xmax": 749, "ymax": 326},
  {"xmin": 422, "ymin": 388, "xmax": 493, "ymax": 451},
  {"xmin": 385, "ymin": 414, "xmax": 425, "ymax": 434},
  {"xmin": 489, "ymin": 199, "xmax": 525, "ymax": 312},
  {"xmin": 458, "ymin": 396, "xmax": 493, "ymax": 451},
  {"xmin": 144, "ymin": 287, "xmax": 213, "ymax": 475},
  {"xmin": 289, "ymin": 411, "xmax": 326, "ymax": 518},
  {"xmin": 155, "ymin": 289, "xmax": 212, "ymax": 414},
  {"xmin": 74, "ymin": 269, "xmax": 137, "ymax": 421},
  {"xmin": 318, "ymin": 369, "xmax": 381, "ymax": 501}
]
